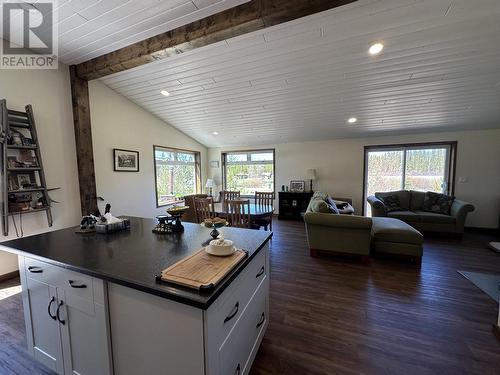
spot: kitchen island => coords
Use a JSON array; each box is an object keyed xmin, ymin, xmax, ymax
[{"xmin": 0, "ymin": 217, "xmax": 272, "ymax": 375}]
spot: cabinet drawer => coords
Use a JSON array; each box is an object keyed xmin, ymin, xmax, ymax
[
  {"xmin": 208, "ymin": 249, "xmax": 267, "ymax": 348},
  {"xmin": 55, "ymin": 268, "xmax": 95, "ymax": 304},
  {"xmin": 219, "ymin": 280, "xmax": 268, "ymax": 375},
  {"xmin": 24, "ymin": 257, "xmax": 100, "ymax": 305},
  {"xmin": 24, "ymin": 258, "xmax": 59, "ymax": 286}
]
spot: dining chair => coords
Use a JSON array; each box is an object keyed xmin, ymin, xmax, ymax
[
  {"xmin": 222, "ymin": 190, "xmax": 241, "ymax": 203},
  {"xmin": 182, "ymin": 194, "xmax": 208, "ymax": 222},
  {"xmin": 226, "ymin": 199, "xmax": 252, "ymax": 229},
  {"xmin": 194, "ymin": 197, "xmax": 215, "ymax": 224},
  {"xmin": 254, "ymin": 192, "xmax": 275, "ymax": 231}
]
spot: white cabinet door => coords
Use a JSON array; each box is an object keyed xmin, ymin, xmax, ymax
[
  {"xmin": 25, "ymin": 277, "xmax": 64, "ymax": 374},
  {"xmin": 57, "ymin": 285, "xmax": 112, "ymax": 375}
]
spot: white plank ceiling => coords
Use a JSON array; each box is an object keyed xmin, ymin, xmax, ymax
[
  {"xmin": 22, "ymin": 0, "xmax": 498, "ymax": 148},
  {"xmin": 99, "ymin": 0, "xmax": 500, "ymax": 147},
  {"xmin": 19, "ymin": 0, "xmax": 250, "ymax": 65}
]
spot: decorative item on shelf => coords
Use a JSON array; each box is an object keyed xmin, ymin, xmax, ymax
[
  {"xmin": 205, "ymin": 178, "xmax": 216, "ymax": 196},
  {"xmin": 9, "ymin": 130, "xmax": 23, "ymax": 146},
  {"xmin": 7, "ymin": 156, "xmax": 17, "ymax": 169},
  {"xmin": 113, "ymin": 148, "xmax": 139, "ymax": 172},
  {"xmin": 8, "ymin": 176, "xmax": 19, "ymax": 191},
  {"xmin": 289, "ymin": 180, "xmax": 305, "ymax": 193},
  {"xmin": 306, "ymin": 169, "xmax": 317, "ymax": 192},
  {"xmin": 285, "ymin": 185, "xmax": 289, "ymax": 192},
  {"xmin": 281, "ymin": 185, "xmax": 285, "ymax": 192},
  {"xmin": 22, "ymin": 137, "xmax": 34, "ymax": 146},
  {"xmin": 17, "ymin": 174, "xmax": 31, "ymax": 187}
]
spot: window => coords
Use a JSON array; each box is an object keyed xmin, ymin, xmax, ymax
[
  {"xmin": 154, "ymin": 145, "xmax": 201, "ymax": 207},
  {"xmin": 363, "ymin": 142, "xmax": 457, "ymax": 215},
  {"xmin": 222, "ymin": 150, "xmax": 275, "ymax": 196}
]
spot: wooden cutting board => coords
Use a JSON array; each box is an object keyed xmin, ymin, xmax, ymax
[{"xmin": 159, "ymin": 248, "xmax": 247, "ymax": 291}]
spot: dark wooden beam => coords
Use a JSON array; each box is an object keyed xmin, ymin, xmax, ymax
[
  {"xmin": 69, "ymin": 66, "xmax": 98, "ymax": 216},
  {"xmin": 75, "ymin": 0, "xmax": 357, "ymax": 80}
]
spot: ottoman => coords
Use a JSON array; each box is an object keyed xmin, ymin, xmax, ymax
[{"xmin": 371, "ymin": 217, "xmax": 424, "ymax": 263}]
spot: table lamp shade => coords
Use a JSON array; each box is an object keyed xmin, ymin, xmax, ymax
[
  {"xmin": 205, "ymin": 179, "xmax": 216, "ymax": 188},
  {"xmin": 306, "ymin": 169, "xmax": 317, "ymax": 180}
]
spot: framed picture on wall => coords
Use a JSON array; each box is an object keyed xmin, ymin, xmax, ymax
[
  {"xmin": 113, "ymin": 148, "xmax": 139, "ymax": 172},
  {"xmin": 290, "ymin": 180, "xmax": 305, "ymax": 193}
]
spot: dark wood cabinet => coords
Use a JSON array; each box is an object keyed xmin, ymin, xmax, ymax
[{"xmin": 278, "ymin": 192, "xmax": 313, "ymax": 221}]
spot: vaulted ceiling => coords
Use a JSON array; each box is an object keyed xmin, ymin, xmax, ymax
[
  {"xmin": 98, "ymin": 0, "xmax": 500, "ymax": 147},
  {"xmin": 22, "ymin": 1, "xmax": 500, "ymax": 147},
  {"xmin": 26, "ymin": 0, "xmax": 250, "ymax": 65}
]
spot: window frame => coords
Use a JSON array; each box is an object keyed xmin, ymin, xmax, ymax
[
  {"xmin": 221, "ymin": 149, "xmax": 276, "ymax": 198},
  {"xmin": 362, "ymin": 141, "xmax": 458, "ymax": 215},
  {"xmin": 153, "ymin": 145, "xmax": 201, "ymax": 208}
]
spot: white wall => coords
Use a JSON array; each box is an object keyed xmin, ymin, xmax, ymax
[
  {"xmin": 0, "ymin": 65, "xmax": 82, "ymax": 275},
  {"xmin": 208, "ymin": 129, "xmax": 500, "ymax": 229},
  {"xmin": 89, "ymin": 80, "xmax": 208, "ymax": 219}
]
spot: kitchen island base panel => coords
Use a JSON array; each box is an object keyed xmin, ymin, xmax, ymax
[
  {"xmin": 107, "ymin": 282, "xmax": 205, "ymax": 375},
  {"xmin": 108, "ymin": 242, "xmax": 269, "ymax": 375}
]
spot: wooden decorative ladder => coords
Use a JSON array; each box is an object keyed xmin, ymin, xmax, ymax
[{"xmin": 0, "ymin": 99, "xmax": 53, "ymax": 236}]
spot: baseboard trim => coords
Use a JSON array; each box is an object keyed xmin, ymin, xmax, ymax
[
  {"xmin": 0, "ymin": 270, "xmax": 20, "ymax": 282},
  {"xmin": 465, "ymin": 226, "xmax": 499, "ymax": 235}
]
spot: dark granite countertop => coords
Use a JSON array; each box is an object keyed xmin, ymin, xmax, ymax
[{"xmin": 0, "ymin": 217, "xmax": 272, "ymax": 309}]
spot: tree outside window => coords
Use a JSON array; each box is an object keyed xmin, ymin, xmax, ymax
[
  {"xmin": 154, "ymin": 146, "xmax": 200, "ymax": 206},
  {"xmin": 223, "ymin": 150, "xmax": 274, "ymax": 196}
]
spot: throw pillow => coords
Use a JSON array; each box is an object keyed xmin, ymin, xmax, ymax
[
  {"xmin": 326, "ymin": 197, "xmax": 340, "ymax": 214},
  {"xmin": 422, "ymin": 192, "xmax": 455, "ymax": 215},
  {"xmin": 310, "ymin": 200, "xmax": 331, "ymax": 213},
  {"xmin": 376, "ymin": 194, "xmax": 403, "ymax": 212}
]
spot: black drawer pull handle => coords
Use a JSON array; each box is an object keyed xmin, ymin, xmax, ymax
[
  {"xmin": 56, "ymin": 301, "xmax": 65, "ymax": 325},
  {"xmin": 224, "ymin": 302, "xmax": 239, "ymax": 324},
  {"xmin": 47, "ymin": 296, "xmax": 56, "ymax": 320},
  {"xmin": 255, "ymin": 266, "xmax": 265, "ymax": 278},
  {"xmin": 235, "ymin": 363, "xmax": 240, "ymax": 375},
  {"xmin": 28, "ymin": 266, "xmax": 43, "ymax": 273},
  {"xmin": 68, "ymin": 280, "xmax": 87, "ymax": 289},
  {"xmin": 256, "ymin": 312, "xmax": 265, "ymax": 328}
]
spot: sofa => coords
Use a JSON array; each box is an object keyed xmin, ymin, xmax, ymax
[
  {"xmin": 304, "ymin": 192, "xmax": 423, "ymax": 262},
  {"xmin": 367, "ymin": 190, "xmax": 474, "ymax": 236}
]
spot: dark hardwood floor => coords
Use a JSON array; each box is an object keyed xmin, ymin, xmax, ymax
[{"xmin": 1, "ymin": 220, "xmax": 499, "ymax": 375}]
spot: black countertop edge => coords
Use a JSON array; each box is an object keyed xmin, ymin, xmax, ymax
[{"xmin": 0, "ymin": 232, "xmax": 273, "ymax": 310}]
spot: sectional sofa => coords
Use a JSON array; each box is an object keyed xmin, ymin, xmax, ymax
[
  {"xmin": 367, "ymin": 190, "xmax": 474, "ymax": 236},
  {"xmin": 304, "ymin": 192, "xmax": 424, "ymax": 263}
]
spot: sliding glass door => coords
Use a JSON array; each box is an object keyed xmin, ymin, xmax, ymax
[{"xmin": 364, "ymin": 143, "xmax": 456, "ymax": 215}]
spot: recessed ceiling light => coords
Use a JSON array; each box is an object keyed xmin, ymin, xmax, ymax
[
  {"xmin": 212, "ymin": 131, "xmax": 219, "ymax": 136},
  {"xmin": 368, "ymin": 43, "xmax": 384, "ymax": 55},
  {"xmin": 348, "ymin": 117, "xmax": 357, "ymax": 124},
  {"xmin": 160, "ymin": 90, "xmax": 170, "ymax": 96}
]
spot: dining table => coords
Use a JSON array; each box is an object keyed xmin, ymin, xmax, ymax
[{"xmin": 213, "ymin": 202, "xmax": 274, "ymax": 220}]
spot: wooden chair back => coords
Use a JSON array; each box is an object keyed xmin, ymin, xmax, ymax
[
  {"xmin": 182, "ymin": 194, "xmax": 207, "ymax": 222},
  {"xmin": 227, "ymin": 199, "xmax": 251, "ymax": 228},
  {"xmin": 255, "ymin": 192, "xmax": 274, "ymax": 207},
  {"xmin": 194, "ymin": 197, "xmax": 215, "ymax": 223},
  {"xmin": 222, "ymin": 190, "xmax": 240, "ymax": 202}
]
